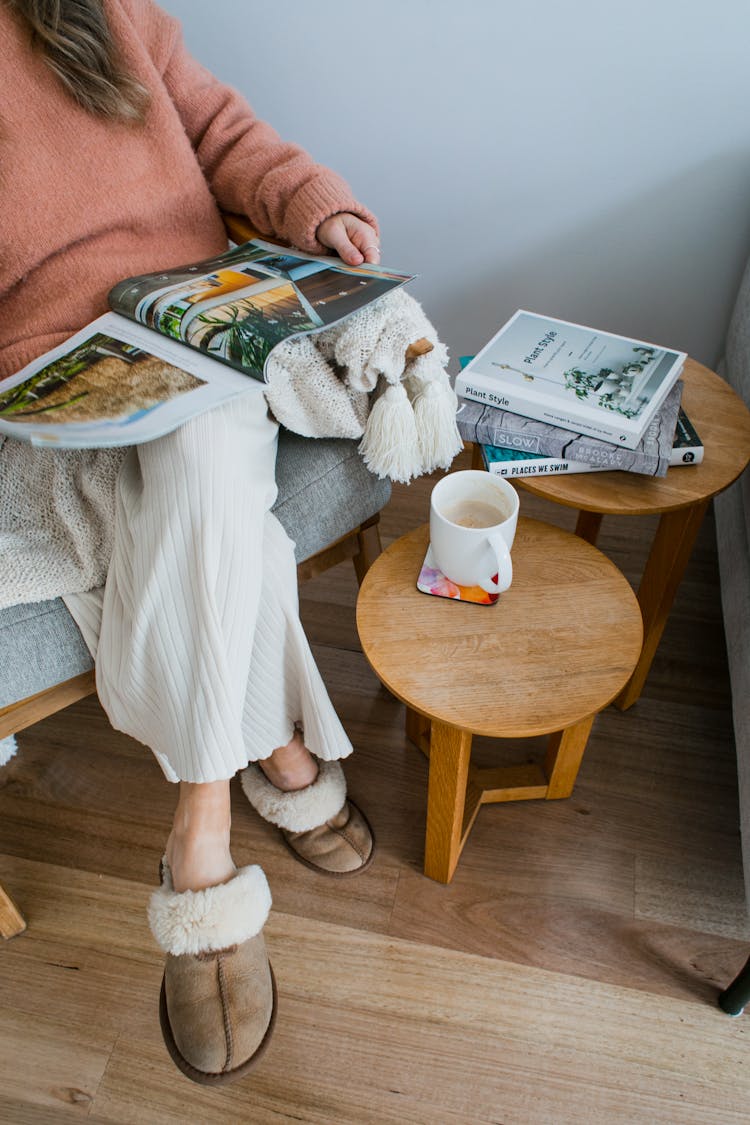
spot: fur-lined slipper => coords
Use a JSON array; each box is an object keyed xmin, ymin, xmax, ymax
[
  {"xmin": 149, "ymin": 861, "xmax": 277, "ymax": 1085},
  {"xmin": 240, "ymin": 759, "xmax": 375, "ymax": 877}
]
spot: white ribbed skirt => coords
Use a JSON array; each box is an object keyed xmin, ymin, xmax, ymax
[{"xmin": 66, "ymin": 390, "xmax": 353, "ymax": 783}]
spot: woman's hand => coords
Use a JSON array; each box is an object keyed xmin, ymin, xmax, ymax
[{"xmin": 316, "ymin": 213, "xmax": 380, "ymax": 266}]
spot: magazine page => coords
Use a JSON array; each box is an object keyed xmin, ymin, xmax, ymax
[
  {"xmin": 0, "ymin": 312, "xmax": 256, "ymax": 448},
  {"xmin": 109, "ymin": 239, "xmax": 415, "ymax": 381}
]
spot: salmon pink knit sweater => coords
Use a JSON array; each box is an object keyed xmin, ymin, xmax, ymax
[{"xmin": 0, "ymin": 0, "xmax": 377, "ymax": 380}]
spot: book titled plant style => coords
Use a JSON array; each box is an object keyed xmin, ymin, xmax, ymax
[
  {"xmin": 0, "ymin": 240, "xmax": 413, "ymax": 449},
  {"xmin": 456, "ymin": 355, "xmax": 685, "ymax": 477},
  {"xmin": 455, "ymin": 311, "xmax": 686, "ymax": 449}
]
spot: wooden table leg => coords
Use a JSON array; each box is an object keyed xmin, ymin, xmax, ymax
[
  {"xmin": 0, "ymin": 882, "xmax": 26, "ymax": 939},
  {"xmin": 575, "ymin": 510, "xmax": 604, "ymax": 546},
  {"xmin": 616, "ymin": 498, "xmax": 709, "ymax": 710},
  {"xmin": 543, "ymin": 714, "xmax": 595, "ymax": 799},
  {"xmin": 423, "ymin": 721, "xmax": 473, "ymax": 884},
  {"xmin": 405, "ymin": 707, "xmax": 430, "ymax": 757}
]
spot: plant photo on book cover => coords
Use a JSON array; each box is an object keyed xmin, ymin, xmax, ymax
[{"xmin": 560, "ymin": 346, "xmax": 657, "ymax": 417}]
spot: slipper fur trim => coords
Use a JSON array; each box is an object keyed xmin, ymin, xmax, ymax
[
  {"xmin": 148, "ymin": 863, "xmax": 271, "ymax": 957},
  {"xmin": 240, "ymin": 759, "xmax": 347, "ymax": 833}
]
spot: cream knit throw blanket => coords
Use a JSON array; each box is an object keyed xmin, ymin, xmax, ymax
[
  {"xmin": 264, "ymin": 289, "xmax": 461, "ymax": 483},
  {"xmin": 0, "ymin": 290, "xmax": 460, "ymax": 609}
]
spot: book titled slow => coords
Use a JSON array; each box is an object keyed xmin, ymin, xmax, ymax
[
  {"xmin": 456, "ymin": 376, "xmax": 683, "ymax": 477},
  {"xmin": 455, "ymin": 310, "xmax": 686, "ymax": 450},
  {"xmin": 481, "ymin": 407, "xmax": 703, "ymax": 478}
]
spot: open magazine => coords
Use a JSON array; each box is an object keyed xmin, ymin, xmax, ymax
[{"xmin": 0, "ymin": 240, "xmax": 413, "ymax": 448}]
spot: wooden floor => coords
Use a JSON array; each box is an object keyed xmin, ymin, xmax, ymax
[{"xmin": 1, "ymin": 448, "xmax": 748, "ymax": 1124}]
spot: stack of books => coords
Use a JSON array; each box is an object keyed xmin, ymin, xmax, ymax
[{"xmin": 455, "ymin": 311, "xmax": 703, "ymax": 479}]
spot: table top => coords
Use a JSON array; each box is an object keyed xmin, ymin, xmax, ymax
[
  {"xmin": 515, "ymin": 361, "xmax": 750, "ymax": 516},
  {"xmin": 356, "ymin": 520, "xmax": 643, "ymax": 739}
]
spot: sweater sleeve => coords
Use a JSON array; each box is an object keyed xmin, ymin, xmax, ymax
[{"xmin": 150, "ymin": 8, "xmax": 378, "ymax": 253}]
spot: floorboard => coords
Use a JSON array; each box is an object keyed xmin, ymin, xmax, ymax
[{"xmin": 1, "ymin": 447, "xmax": 748, "ymax": 1122}]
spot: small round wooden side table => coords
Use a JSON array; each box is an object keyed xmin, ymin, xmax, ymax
[
  {"xmin": 356, "ymin": 519, "xmax": 643, "ymax": 883},
  {"xmin": 497, "ymin": 361, "xmax": 750, "ymax": 709}
]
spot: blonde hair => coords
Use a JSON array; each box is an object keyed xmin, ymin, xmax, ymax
[{"xmin": 10, "ymin": 0, "xmax": 149, "ymax": 122}]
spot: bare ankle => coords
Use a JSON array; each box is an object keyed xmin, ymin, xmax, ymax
[
  {"xmin": 260, "ymin": 730, "xmax": 319, "ymax": 792},
  {"xmin": 166, "ymin": 780, "xmax": 235, "ymax": 893}
]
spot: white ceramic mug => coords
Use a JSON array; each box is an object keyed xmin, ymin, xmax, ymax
[{"xmin": 429, "ymin": 470, "xmax": 519, "ymax": 594}]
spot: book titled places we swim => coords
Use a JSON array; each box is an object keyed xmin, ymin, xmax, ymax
[{"xmin": 455, "ymin": 310, "xmax": 686, "ymax": 450}]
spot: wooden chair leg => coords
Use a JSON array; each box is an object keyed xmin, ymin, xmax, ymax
[
  {"xmin": 297, "ymin": 514, "xmax": 383, "ymax": 585},
  {"xmin": 353, "ymin": 514, "xmax": 383, "ymax": 585},
  {"xmin": 0, "ymin": 669, "xmax": 96, "ymax": 740},
  {"xmin": 0, "ymin": 882, "xmax": 26, "ymax": 939}
]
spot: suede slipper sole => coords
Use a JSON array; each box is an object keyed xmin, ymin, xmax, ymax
[
  {"xmin": 159, "ymin": 963, "xmax": 278, "ymax": 1086},
  {"xmin": 281, "ymin": 798, "xmax": 376, "ymax": 878}
]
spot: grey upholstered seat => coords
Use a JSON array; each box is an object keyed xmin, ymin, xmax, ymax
[{"xmin": 0, "ymin": 430, "xmax": 389, "ymax": 711}]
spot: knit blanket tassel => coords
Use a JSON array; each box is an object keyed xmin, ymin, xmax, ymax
[{"xmin": 264, "ymin": 288, "xmax": 462, "ymax": 484}]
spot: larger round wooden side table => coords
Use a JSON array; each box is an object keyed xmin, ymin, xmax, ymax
[
  {"xmin": 501, "ymin": 361, "xmax": 750, "ymax": 709},
  {"xmin": 356, "ymin": 519, "xmax": 643, "ymax": 883}
]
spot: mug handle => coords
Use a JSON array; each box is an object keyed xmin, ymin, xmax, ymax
[{"xmin": 478, "ymin": 533, "xmax": 513, "ymax": 594}]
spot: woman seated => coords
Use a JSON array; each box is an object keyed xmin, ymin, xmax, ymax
[{"xmin": 1, "ymin": 0, "xmax": 382, "ymax": 1084}]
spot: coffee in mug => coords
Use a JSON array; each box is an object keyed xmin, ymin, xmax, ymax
[
  {"xmin": 441, "ymin": 498, "xmax": 512, "ymax": 530},
  {"xmin": 429, "ymin": 470, "xmax": 519, "ymax": 594}
]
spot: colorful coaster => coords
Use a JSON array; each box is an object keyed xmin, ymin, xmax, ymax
[{"xmin": 416, "ymin": 545, "xmax": 500, "ymax": 605}]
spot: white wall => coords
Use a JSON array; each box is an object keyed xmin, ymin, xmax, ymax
[{"xmin": 161, "ymin": 0, "xmax": 750, "ymax": 368}]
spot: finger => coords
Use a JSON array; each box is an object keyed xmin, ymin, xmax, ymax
[
  {"xmin": 345, "ymin": 217, "xmax": 381, "ymax": 264},
  {"xmin": 362, "ymin": 242, "xmax": 381, "ymax": 265},
  {"xmin": 319, "ymin": 217, "xmax": 364, "ymax": 265}
]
